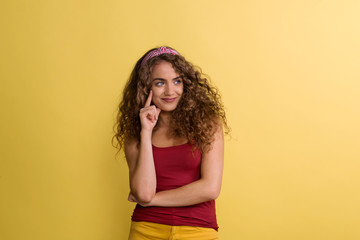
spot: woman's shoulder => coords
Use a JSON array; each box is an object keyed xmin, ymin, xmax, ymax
[
  {"xmin": 124, "ymin": 137, "xmax": 140, "ymax": 156},
  {"xmin": 208, "ymin": 116, "xmax": 223, "ymax": 132}
]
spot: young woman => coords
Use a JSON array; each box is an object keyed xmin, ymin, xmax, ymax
[{"xmin": 113, "ymin": 46, "xmax": 229, "ymax": 240}]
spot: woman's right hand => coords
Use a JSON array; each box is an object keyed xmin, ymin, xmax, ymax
[{"xmin": 139, "ymin": 90, "xmax": 161, "ymax": 132}]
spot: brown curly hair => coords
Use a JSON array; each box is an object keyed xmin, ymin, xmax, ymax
[{"xmin": 112, "ymin": 46, "xmax": 229, "ymax": 155}]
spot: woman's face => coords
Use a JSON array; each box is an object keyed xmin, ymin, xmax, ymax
[{"xmin": 150, "ymin": 61, "xmax": 183, "ymax": 112}]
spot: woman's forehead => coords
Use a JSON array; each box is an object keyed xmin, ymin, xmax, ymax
[{"xmin": 151, "ymin": 61, "xmax": 179, "ymax": 77}]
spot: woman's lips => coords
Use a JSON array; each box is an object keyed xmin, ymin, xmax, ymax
[{"xmin": 161, "ymin": 97, "xmax": 176, "ymax": 103}]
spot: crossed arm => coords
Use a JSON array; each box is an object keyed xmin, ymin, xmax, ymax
[{"xmin": 125, "ymin": 124, "xmax": 224, "ymax": 207}]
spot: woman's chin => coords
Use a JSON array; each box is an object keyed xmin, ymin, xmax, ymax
[
  {"xmin": 154, "ymin": 102, "xmax": 179, "ymax": 112},
  {"xmin": 158, "ymin": 105, "xmax": 178, "ymax": 112},
  {"xmin": 159, "ymin": 108, "xmax": 176, "ymax": 112}
]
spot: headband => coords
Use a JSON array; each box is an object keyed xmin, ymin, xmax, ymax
[{"xmin": 140, "ymin": 47, "xmax": 180, "ymax": 67}]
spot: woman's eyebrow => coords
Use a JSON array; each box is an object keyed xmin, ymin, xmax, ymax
[{"xmin": 152, "ymin": 76, "xmax": 182, "ymax": 81}]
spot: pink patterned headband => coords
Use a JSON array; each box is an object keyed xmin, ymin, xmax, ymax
[{"xmin": 140, "ymin": 47, "xmax": 180, "ymax": 67}]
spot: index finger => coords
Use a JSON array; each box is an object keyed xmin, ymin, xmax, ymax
[{"xmin": 144, "ymin": 90, "xmax": 152, "ymax": 107}]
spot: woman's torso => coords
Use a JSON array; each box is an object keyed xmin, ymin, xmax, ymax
[{"xmin": 131, "ymin": 142, "xmax": 218, "ymax": 230}]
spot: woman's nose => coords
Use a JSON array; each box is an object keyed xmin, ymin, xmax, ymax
[{"xmin": 164, "ymin": 84, "xmax": 174, "ymax": 95}]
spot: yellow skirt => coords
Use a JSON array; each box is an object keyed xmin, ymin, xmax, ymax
[{"xmin": 128, "ymin": 221, "xmax": 219, "ymax": 240}]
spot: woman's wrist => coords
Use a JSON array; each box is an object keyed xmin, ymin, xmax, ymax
[{"xmin": 140, "ymin": 130, "xmax": 152, "ymax": 140}]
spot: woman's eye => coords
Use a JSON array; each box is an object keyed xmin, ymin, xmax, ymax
[
  {"xmin": 174, "ymin": 80, "xmax": 182, "ymax": 84},
  {"xmin": 155, "ymin": 82, "xmax": 164, "ymax": 86}
]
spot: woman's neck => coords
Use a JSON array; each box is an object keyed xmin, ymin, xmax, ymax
[{"xmin": 157, "ymin": 111, "xmax": 172, "ymax": 128}]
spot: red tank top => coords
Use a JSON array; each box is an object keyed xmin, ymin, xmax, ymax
[{"xmin": 131, "ymin": 143, "xmax": 218, "ymax": 231}]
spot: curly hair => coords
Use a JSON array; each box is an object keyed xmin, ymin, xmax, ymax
[{"xmin": 112, "ymin": 46, "xmax": 229, "ymax": 155}]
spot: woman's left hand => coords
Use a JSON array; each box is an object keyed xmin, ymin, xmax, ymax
[{"xmin": 128, "ymin": 192, "xmax": 137, "ymax": 202}]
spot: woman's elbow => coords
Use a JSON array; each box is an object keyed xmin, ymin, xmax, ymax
[
  {"xmin": 130, "ymin": 180, "xmax": 156, "ymax": 203},
  {"xmin": 207, "ymin": 186, "xmax": 221, "ymax": 200},
  {"xmin": 138, "ymin": 194, "xmax": 154, "ymax": 203},
  {"xmin": 131, "ymin": 188, "xmax": 155, "ymax": 203}
]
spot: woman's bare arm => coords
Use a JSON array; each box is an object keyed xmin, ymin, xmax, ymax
[{"xmin": 126, "ymin": 91, "xmax": 160, "ymax": 204}]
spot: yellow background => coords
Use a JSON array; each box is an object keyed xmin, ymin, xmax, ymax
[{"xmin": 1, "ymin": 0, "xmax": 359, "ymax": 239}]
